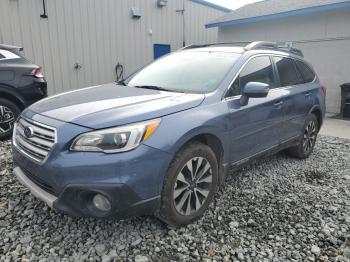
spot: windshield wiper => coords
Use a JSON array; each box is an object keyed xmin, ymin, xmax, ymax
[{"xmin": 134, "ymin": 85, "xmax": 180, "ymax": 92}]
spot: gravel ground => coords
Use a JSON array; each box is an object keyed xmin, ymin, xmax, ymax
[{"xmin": 0, "ymin": 136, "xmax": 350, "ymax": 262}]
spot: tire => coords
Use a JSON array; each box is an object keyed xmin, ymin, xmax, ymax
[
  {"xmin": 0, "ymin": 98, "xmax": 20, "ymax": 141},
  {"xmin": 286, "ymin": 113, "xmax": 319, "ymax": 159},
  {"xmin": 157, "ymin": 142, "xmax": 219, "ymax": 227}
]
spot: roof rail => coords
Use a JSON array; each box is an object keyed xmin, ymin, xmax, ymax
[
  {"xmin": 244, "ymin": 41, "xmax": 304, "ymax": 57},
  {"xmin": 178, "ymin": 41, "xmax": 304, "ymax": 57},
  {"xmin": 178, "ymin": 42, "xmax": 250, "ymax": 51},
  {"xmin": 179, "ymin": 44, "xmax": 207, "ymax": 51},
  {"xmin": 244, "ymin": 41, "xmax": 277, "ymax": 51},
  {"xmin": 276, "ymin": 43, "xmax": 304, "ymax": 57}
]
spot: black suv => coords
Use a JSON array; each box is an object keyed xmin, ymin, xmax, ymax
[{"xmin": 0, "ymin": 44, "xmax": 47, "ymax": 140}]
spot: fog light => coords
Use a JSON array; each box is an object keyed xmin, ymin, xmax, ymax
[{"xmin": 92, "ymin": 194, "xmax": 111, "ymax": 212}]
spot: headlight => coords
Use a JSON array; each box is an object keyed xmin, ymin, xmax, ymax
[{"xmin": 70, "ymin": 118, "xmax": 161, "ymax": 153}]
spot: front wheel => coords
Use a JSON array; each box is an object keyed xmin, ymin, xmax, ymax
[
  {"xmin": 286, "ymin": 114, "xmax": 319, "ymax": 159},
  {"xmin": 157, "ymin": 142, "xmax": 219, "ymax": 227}
]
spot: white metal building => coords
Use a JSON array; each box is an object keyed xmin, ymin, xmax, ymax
[
  {"xmin": 207, "ymin": 0, "xmax": 350, "ymax": 114},
  {"xmin": 0, "ymin": 0, "xmax": 229, "ymax": 95}
]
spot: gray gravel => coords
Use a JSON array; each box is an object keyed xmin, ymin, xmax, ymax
[{"xmin": 1, "ymin": 136, "xmax": 350, "ymax": 261}]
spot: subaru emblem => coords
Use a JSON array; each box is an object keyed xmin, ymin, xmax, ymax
[{"xmin": 24, "ymin": 126, "xmax": 34, "ymax": 138}]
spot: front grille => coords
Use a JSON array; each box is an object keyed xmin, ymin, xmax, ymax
[
  {"xmin": 14, "ymin": 117, "xmax": 56, "ymax": 163},
  {"xmin": 22, "ymin": 166, "xmax": 56, "ymax": 196}
]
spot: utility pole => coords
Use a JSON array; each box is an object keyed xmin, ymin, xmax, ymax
[{"xmin": 176, "ymin": 0, "xmax": 186, "ymax": 47}]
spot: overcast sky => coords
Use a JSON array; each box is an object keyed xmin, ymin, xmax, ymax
[{"xmin": 206, "ymin": 0, "xmax": 262, "ymax": 10}]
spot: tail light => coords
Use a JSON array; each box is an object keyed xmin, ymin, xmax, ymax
[
  {"xmin": 31, "ymin": 67, "xmax": 44, "ymax": 78},
  {"xmin": 321, "ymin": 85, "xmax": 327, "ymax": 96}
]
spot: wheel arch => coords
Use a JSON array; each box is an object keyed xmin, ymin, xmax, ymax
[
  {"xmin": 0, "ymin": 86, "xmax": 26, "ymax": 110},
  {"xmin": 309, "ymin": 105, "xmax": 323, "ymax": 128},
  {"xmin": 172, "ymin": 131, "xmax": 228, "ymax": 185}
]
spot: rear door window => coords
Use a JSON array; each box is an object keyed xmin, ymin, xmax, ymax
[
  {"xmin": 227, "ymin": 56, "xmax": 275, "ymax": 97},
  {"xmin": 295, "ymin": 60, "xmax": 316, "ymax": 83},
  {"xmin": 274, "ymin": 56, "xmax": 301, "ymax": 87}
]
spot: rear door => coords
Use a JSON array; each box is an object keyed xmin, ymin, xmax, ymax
[
  {"xmin": 225, "ymin": 55, "xmax": 285, "ymax": 163},
  {"xmin": 273, "ymin": 56, "xmax": 315, "ymax": 142}
]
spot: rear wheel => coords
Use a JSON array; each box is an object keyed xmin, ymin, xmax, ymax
[
  {"xmin": 286, "ymin": 114, "xmax": 318, "ymax": 159},
  {"xmin": 157, "ymin": 142, "xmax": 219, "ymax": 227},
  {"xmin": 0, "ymin": 98, "xmax": 20, "ymax": 141}
]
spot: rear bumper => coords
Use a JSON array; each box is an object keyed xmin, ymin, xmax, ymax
[{"xmin": 19, "ymin": 77, "xmax": 48, "ymax": 107}]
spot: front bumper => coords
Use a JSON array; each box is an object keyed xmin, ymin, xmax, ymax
[
  {"xmin": 12, "ymin": 112, "xmax": 173, "ymax": 218},
  {"xmin": 14, "ymin": 166, "xmax": 57, "ymax": 207},
  {"xmin": 14, "ymin": 165, "xmax": 161, "ymax": 218}
]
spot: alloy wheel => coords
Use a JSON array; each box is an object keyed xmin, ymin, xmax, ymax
[
  {"xmin": 0, "ymin": 105, "xmax": 15, "ymax": 134},
  {"xmin": 173, "ymin": 157, "xmax": 213, "ymax": 216},
  {"xmin": 302, "ymin": 120, "xmax": 317, "ymax": 153}
]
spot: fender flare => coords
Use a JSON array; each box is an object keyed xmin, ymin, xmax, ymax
[
  {"xmin": 170, "ymin": 126, "xmax": 227, "ymax": 156},
  {"xmin": 308, "ymin": 105, "xmax": 323, "ymax": 127},
  {"xmin": 0, "ymin": 85, "xmax": 26, "ymax": 109},
  {"xmin": 168, "ymin": 126, "xmax": 229, "ymax": 185}
]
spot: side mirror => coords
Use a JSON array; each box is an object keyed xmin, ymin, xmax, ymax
[{"xmin": 240, "ymin": 82, "xmax": 270, "ymax": 106}]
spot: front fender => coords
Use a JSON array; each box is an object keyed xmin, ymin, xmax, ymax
[
  {"xmin": 144, "ymin": 102, "xmax": 230, "ymax": 162},
  {"xmin": 168, "ymin": 125, "xmax": 229, "ymax": 157}
]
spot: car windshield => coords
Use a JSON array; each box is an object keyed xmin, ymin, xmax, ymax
[{"xmin": 126, "ymin": 51, "xmax": 241, "ymax": 93}]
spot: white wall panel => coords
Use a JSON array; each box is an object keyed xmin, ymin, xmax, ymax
[
  {"xmin": 0, "ymin": 0, "xmax": 225, "ymax": 95},
  {"xmin": 185, "ymin": 0, "xmax": 221, "ymax": 44}
]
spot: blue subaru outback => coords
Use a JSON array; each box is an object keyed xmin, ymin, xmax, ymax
[{"xmin": 12, "ymin": 42, "xmax": 326, "ymax": 226}]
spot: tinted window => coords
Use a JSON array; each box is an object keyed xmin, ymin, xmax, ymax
[
  {"xmin": 274, "ymin": 57, "xmax": 301, "ymax": 87},
  {"xmin": 227, "ymin": 56, "xmax": 274, "ymax": 97},
  {"xmin": 295, "ymin": 60, "xmax": 315, "ymax": 83},
  {"xmin": 0, "ymin": 53, "xmax": 4, "ymax": 59}
]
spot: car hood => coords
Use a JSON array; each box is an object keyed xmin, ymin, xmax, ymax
[{"xmin": 29, "ymin": 83, "xmax": 205, "ymax": 129}]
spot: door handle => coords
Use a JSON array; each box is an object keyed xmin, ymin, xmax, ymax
[
  {"xmin": 304, "ymin": 92, "xmax": 311, "ymax": 98},
  {"xmin": 274, "ymin": 101, "xmax": 284, "ymax": 107}
]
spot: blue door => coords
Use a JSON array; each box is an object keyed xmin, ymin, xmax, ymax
[
  {"xmin": 153, "ymin": 44, "xmax": 171, "ymax": 60},
  {"xmin": 225, "ymin": 55, "xmax": 285, "ymax": 163}
]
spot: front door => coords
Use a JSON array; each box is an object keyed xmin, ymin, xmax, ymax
[
  {"xmin": 225, "ymin": 55, "xmax": 285, "ymax": 163},
  {"xmin": 153, "ymin": 44, "xmax": 171, "ymax": 60}
]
